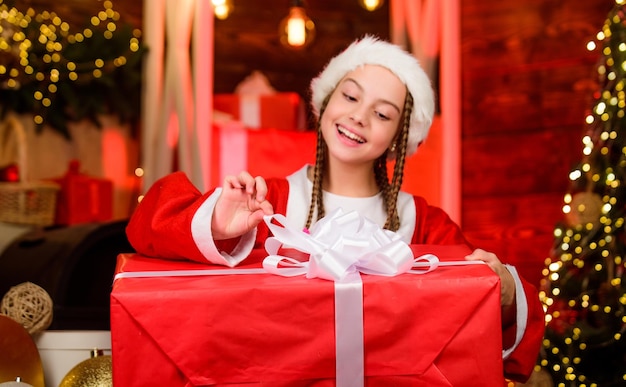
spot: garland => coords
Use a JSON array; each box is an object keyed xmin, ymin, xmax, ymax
[{"xmin": 0, "ymin": 0, "xmax": 146, "ymax": 139}]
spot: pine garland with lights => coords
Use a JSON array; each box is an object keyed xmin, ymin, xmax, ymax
[
  {"xmin": 539, "ymin": 2, "xmax": 626, "ymax": 386},
  {"xmin": 0, "ymin": 0, "xmax": 145, "ymax": 139}
]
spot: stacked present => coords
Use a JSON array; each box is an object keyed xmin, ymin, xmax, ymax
[
  {"xmin": 210, "ymin": 71, "xmax": 313, "ymax": 187},
  {"xmin": 209, "ymin": 123, "xmax": 317, "ymax": 187},
  {"xmin": 214, "ymin": 92, "xmax": 304, "ymax": 131},
  {"xmin": 213, "ymin": 70, "xmax": 306, "ymax": 131}
]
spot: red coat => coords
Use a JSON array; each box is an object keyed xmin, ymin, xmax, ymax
[{"xmin": 126, "ymin": 171, "xmax": 544, "ymax": 383}]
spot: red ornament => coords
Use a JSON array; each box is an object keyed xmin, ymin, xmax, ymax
[{"xmin": 0, "ymin": 163, "xmax": 20, "ymax": 182}]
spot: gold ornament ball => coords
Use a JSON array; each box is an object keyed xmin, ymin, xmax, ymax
[
  {"xmin": 58, "ymin": 355, "xmax": 112, "ymax": 387},
  {"xmin": 565, "ymin": 192, "xmax": 603, "ymax": 227}
]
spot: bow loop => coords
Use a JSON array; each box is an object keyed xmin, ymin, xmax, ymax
[{"xmin": 263, "ymin": 208, "xmax": 418, "ymax": 280}]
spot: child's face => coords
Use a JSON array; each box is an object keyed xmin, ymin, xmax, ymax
[{"xmin": 321, "ymin": 64, "xmax": 406, "ymax": 166}]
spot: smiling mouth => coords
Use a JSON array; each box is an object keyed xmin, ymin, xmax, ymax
[{"xmin": 337, "ymin": 126, "xmax": 365, "ymax": 144}]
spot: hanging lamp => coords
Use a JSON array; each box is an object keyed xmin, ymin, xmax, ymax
[
  {"xmin": 279, "ymin": 0, "xmax": 315, "ymax": 49},
  {"xmin": 212, "ymin": 0, "xmax": 234, "ymax": 20},
  {"xmin": 358, "ymin": 0, "xmax": 385, "ymax": 12}
]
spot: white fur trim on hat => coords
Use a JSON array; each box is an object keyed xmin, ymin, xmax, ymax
[{"xmin": 310, "ymin": 35, "xmax": 435, "ymax": 157}]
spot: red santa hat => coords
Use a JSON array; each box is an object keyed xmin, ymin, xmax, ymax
[{"xmin": 310, "ymin": 35, "xmax": 435, "ymax": 157}]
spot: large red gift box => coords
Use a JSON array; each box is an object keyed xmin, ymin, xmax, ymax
[
  {"xmin": 110, "ymin": 246, "xmax": 504, "ymax": 386},
  {"xmin": 213, "ymin": 93, "xmax": 304, "ymax": 131}
]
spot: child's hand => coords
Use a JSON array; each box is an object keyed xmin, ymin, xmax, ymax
[
  {"xmin": 211, "ymin": 171, "xmax": 274, "ymax": 240},
  {"xmin": 465, "ymin": 249, "xmax": 516, "ymax": 307}
]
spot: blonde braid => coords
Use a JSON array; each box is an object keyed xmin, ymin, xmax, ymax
[
  {"xmin": 383, "ymin": 92, "xmax": 413, "ymax": 231},
  {"xmin": 373, "ymin": 153, "xmax": 390, "ymax": 210},
  {"xmin": 306, "ymin": 95, "xmax": 330, "ymax": 229}
]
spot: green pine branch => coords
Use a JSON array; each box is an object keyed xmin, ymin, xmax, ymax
[{"xmin": 0, "ymin": 2, "xmax": 147, "ymax": 139}]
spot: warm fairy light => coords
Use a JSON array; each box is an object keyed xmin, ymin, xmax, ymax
[
  {"xmin": 549, "ymin": 262, "xmax": 561, "ymax": 271},
  {"xmin": 564, "ymin": 193, "xmax": 573, "ymax": 203},
  {"xmin": 540, "ymin": 3, "xmax": 626, "ymax": 385},
  {"xmin": 0, "ymin": 1, "xmax": 145, "ymax": 133},
  {"xmin": 569, "ymin": 170, "xmax": 582, "ymax": 180},
  {"xmin": 563, "ymin": 204, "xmax": 571, "ymax": 214}
]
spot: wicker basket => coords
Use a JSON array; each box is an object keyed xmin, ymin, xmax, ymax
[{"xmin": 0, "ymin": 181, "xmax": 60, "ymax": 227}]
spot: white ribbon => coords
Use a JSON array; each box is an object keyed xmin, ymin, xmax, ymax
[
  {"xmin": 261, "ymin": 209, "xmax": 476, "ymax": 387},
  {"xmin": 240, "ymin": 94, "xmax": 261, "ymax": 128}
]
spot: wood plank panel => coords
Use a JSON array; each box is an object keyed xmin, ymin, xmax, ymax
[
  {"xmin": 460, "ymin": 0, "xmax": 611, "ymax": 282},
  {"xmin": 462, "ymin": 192, "xmax": 565, "ymax": 286},
  {"xmin": 463, "ymin": 64, "xmax": 598, "ymax": 135},
  {"xmin": 214, "ymin": 0, "xmax": 389, "ymax": 99},
  {"xmin": 461, "ymin": 0, "xmax": 612, "ymax": 71},
  {"xmin": 462, "ymin": 125, "xmax": 584, "ymax": 197}
]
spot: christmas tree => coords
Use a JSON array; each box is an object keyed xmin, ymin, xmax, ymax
[
  {"xmin": 0, "ymin": 0, "xmax": 146, "ymax": 139},
  {"xmin": 539, "ymin": 2, "xmax": 626, "ymax": 386}
]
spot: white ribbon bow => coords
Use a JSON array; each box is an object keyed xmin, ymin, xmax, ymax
[
  {"xmin": 263, "ymin": 208, "xmax": 440, "ymax": 280},
  {"xmin": 262, "ymin": 208, "xmax": 442, "ymax": 387}
]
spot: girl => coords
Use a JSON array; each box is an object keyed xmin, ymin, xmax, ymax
[{"xmin": 126, "ymin": 36, "xmax": 544, "ymax": 383}]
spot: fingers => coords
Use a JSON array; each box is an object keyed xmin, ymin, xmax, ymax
[
  {"xmin": 465, "ymin": 249, "xmax": 504, "ymax": 276},
  {"xmin": 223, "ymin": 172, "xmax": 268, "ymax": 202},
  {"xmin": 257, "ymin": 198, "xmax": 274, "ymax": 215},
  {"xmin": 249, "ymin": 202, "xmax": 275, "ymax": 225},
  {"xmin": 466, "ymin": 248, "xmax": 516, "ymax": 306},
  {"xmin": 251, "ymin": 175, "xmax": 268, "ymax": 202},
  {"xmin": 465, "ymin": 248, "xmax": 496, "ymax": 263}
]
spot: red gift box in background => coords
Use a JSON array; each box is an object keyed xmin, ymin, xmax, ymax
[
  {"xmin": 213, "ymin": 92, "xmax": 305, "ymax": 131},
  {"xmin": 209, "ymin": 124, "xmax": 317, "ymax": 187},
  {"xmin": 52, "ymin": 160, "xmax": 113, "ymax": 225},
  {"xmin": 110, "ymin": 245, "xmax": 504, "ymax": 387}
]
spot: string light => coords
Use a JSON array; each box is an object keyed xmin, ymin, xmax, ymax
[
  {"xmin": 540, "ymin": 2, "xmax": 626, "ymax": 384},
  {"xmin": 0, "ymin": 0, "xmax": 145, "ymax": 138}
]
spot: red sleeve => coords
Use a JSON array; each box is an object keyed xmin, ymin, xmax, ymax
[
  {"xmin": 503, "ymin": 278, "xmax": 545, "ymax": 383},
  {"xmin": 126, "ymin": 173, "xmax": 291, "ymax": 264},
  {"xmin": 126, "ymin": 171, "xmax": 215, "ymax": 262},
  {"xmin": 411, "ymin": 195, "xmax": 544, "ymax": 383},
  {"xmin": 410, "ymin": 196, "xmax": 470, "ymax": 246}
]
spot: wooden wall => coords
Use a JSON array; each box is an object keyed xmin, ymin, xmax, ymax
[
  {"xmin": 212, "ymin": 0, "xmax": 389, "ymax": 101},
  {"xmin": 9, "ymin": 0, "xmax": 616, "ymax": 286},
  {"xmin": 460, "ymin": 1, "xmax": 613, "ymax": 285}
]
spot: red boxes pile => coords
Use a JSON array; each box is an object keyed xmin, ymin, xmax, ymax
[
  {"xmin": 53, "ymin": 161, "xmax": 113, "ymax": 225},
  {"xmin": 110, "ymin": 245, "xmax": 504, "ymax": 386},
  {"xmin": 213, "ymin": 92, "xmax": 304, "ymax": 131}
]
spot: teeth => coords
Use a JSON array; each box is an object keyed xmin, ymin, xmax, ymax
[{"xmin": 337, "ymin": 127, "xmax": 365, "ymax": 143}]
